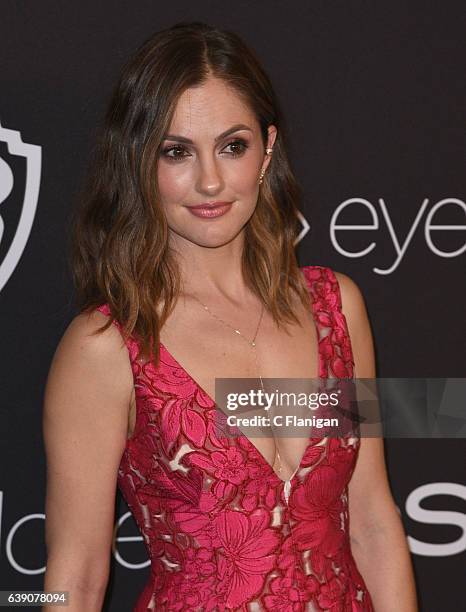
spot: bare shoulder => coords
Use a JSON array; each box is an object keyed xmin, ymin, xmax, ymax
[
  {"xmin": 44, "ymin": 308, "xmax": 134, "ymax": 439},
  {"xmin": 332, "ymin": 270, "xmax": 370, "ymax": 339},
  {"xmin": 56, "ymin": 308, "xmax": 129, "ymax": 362},
  {"xmin": 332, "ymin": 270, "xmax": 375, "ymax": 378},
  {"xmin": 333, "ymin": 270, "xmax": 367, "ymax": 319},
  {"xmin": 53, "ymin": 308, "xmax": 132, "ymax": 377}
]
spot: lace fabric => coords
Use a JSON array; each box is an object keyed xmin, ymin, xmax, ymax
[{"xmin": 96, "ymin": 265, "xmax": 374, "ymax": 611}]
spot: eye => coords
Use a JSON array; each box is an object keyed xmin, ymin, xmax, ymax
[
  {"xmin": 223, "ymin": 138, "xmax": 249, "ymax": 157},
  {"xmin": 160, "ymin": 145, "xmax": 190, "ymax": 161},
  {"xmin": 160, "ymin": 138, "xmax": 249, "ymax": 162}
]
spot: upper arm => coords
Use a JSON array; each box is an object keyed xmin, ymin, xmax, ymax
[
  {"xmin": 42, "ymin": 309, "xmax": 134, "ymax": 575},
  {"xmin": 334, "ymin": 271, "xmax": 399, "ymax": 540}
]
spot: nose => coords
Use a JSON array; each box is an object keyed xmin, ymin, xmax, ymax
[{"xmin": 195, "ymin": 152, "xmax": 224, "ymax": 196}]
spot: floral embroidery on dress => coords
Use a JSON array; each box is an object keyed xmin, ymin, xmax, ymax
[{"xmin": 96, "ymin": 265, "xmax": 374, "ymax": 611}]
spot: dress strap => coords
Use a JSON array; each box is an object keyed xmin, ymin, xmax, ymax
[
  {"xmin": 301, "ymin": 265, "xmax": 355, "ymax": 378},
  {"xmin": 94, "ymin": 303, "xmax": 141, "ymax": 368}
]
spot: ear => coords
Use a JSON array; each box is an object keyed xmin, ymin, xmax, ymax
[{"xmin": 261, "ymin": 125, "xmax": 278, "ymax": 173}]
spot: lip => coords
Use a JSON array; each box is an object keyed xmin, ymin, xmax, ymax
[
  {"xmin": 188, "ymin": 201, "xmax": 233, "ymax": 209},
  {"xmin": 186, "ymin": 201, "xmax": 234, "ymax": 219}
]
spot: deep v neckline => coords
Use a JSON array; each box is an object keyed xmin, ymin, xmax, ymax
[{"xmin": 158, "ymin": 268, "xmax": 321, "ymax": 486}]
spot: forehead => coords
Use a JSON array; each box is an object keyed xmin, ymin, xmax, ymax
[{"xmin": 169, "ymin": 77, "xmax": 258, "ymax": 136}]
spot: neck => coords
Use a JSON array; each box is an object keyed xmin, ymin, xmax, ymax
[{"xmin": 170, "ymin": 231, "xmax": 252, "ymax": 302}]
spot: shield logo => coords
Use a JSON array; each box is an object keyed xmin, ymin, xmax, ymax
[{"xmin": 0, "ymin": 120, "xmax": 41, "ymax": 293}]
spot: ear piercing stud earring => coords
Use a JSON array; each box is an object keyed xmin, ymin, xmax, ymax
[{"xmin": 259, "ymin": 148, "xmax": 273, "ymax": 184}]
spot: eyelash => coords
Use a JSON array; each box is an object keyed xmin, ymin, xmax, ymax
[{"xmin": 160, "ymin": 138, "xmax": 249, "ymax": 162}]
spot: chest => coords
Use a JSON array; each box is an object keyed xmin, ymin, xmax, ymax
[
  {"xmin": 127, "ymin": 295, "xmax": 321, "ymax": 478},
  {"xmin": 158, "ymin": 294, "xmax": 320, "ymax": 400}
]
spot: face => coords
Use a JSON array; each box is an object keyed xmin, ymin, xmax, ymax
[{"xmin": 156, "ymin": 76, "xmax": 277, "ymax": 250}]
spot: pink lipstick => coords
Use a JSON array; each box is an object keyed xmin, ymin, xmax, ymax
[{"xmin": 186, "ymin": 201, "xmax": 233, "ymax": 219}]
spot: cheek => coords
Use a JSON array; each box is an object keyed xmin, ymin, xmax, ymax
[
  {"xmin": 225, "ymin": 158, "xmax": 261, "ymax": 193},
  {"xmin": 157, "ymin": 164, "xmax": 192, "ymax": 203}
]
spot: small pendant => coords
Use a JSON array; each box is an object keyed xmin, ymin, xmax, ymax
[
  {"xmin": 284, "ymin": 479, "xmax": 292, "ymax": 504},
  {"xmin": 251, "ymin": 341, "xmax": 256, "ymax": 347}
]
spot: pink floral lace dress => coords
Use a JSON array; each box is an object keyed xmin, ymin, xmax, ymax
[{"xmin": 96, "ymin": 265, "xmax": 374, "ymax": 611}]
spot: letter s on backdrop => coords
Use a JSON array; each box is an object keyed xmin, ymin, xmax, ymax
[{"xmin": 406, "ymin": 482, "xmax": 466, "ymax": 556}]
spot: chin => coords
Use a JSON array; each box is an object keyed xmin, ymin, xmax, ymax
[
  {"xmin": 192, "ymin": 229, "xmax": 244, "ymax": 249},
  {"xmin": 172, "ymin": 223, "xmax": 246, "ymax": 249}
]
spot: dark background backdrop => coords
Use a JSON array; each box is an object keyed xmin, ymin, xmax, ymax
[{"xmin": 1, "ymin": 1, "xmax": 465, "ymax": 610}]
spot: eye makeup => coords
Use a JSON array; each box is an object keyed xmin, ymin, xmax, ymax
[{"xmin": 160, "ymin": 138, "xmax": 250, "ymax": 162}]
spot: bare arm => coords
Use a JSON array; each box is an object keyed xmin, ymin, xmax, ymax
[
  {"xmin": 335, "ymin": 271, "xmax": 418, "ymax": 611},
  {"xmin": 42, "ymin": 310, "xmax": 134, "ymax": 611}
]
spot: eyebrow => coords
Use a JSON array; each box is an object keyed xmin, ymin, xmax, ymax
[{"xmin": 163, "ymin": 123, "xmax": 253, "ymax": 144}]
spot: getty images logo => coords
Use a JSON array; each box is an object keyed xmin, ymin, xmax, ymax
[
  {"xmin": 330, "ymin": 197, "xmax": 466, "ymax": 274},
  {"xmin": 0, "ymin": 120, "xmax": 41, "ymax": 292}
]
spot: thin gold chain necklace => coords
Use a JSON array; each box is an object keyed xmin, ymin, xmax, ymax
[
  {"xmin": 191, "ymin": 293, "xmax": 265, "ymax": 390},
  {"xmin": 190, "ymin": 293, "xmax": 284, "ymax": 477}
]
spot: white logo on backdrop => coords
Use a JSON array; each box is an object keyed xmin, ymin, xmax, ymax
[
  {"xmin": 294, "ymin": 210, "xmax": 310, "ymax": 245},
  {"xmin": 406, "ymin": 482, "xmax": 466, "ymax": 557},
  {"xmin": 329, "ymin": 197, "xmax": 466, "ymax": 274},
  {"xmin": 0, "ymin": 121, "xmax": 41, "ymax": 292}
]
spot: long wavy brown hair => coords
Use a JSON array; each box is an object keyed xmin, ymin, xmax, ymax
[{"xmin": 69, "ymin": 21, "xmax": 311, "ymax": 366}]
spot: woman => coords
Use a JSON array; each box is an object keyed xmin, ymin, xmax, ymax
[{"xmin": 42, "ymin": 22, "xmax": 418, "ymax": 611}]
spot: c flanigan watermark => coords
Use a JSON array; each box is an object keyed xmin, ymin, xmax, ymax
[
  {"xmin": 227, "ymin": 411, "xmax": 340, "ymax": 429},
  {"xmin": 223, "ymin": 388, "xmax": 344, "ymax": 435}
]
